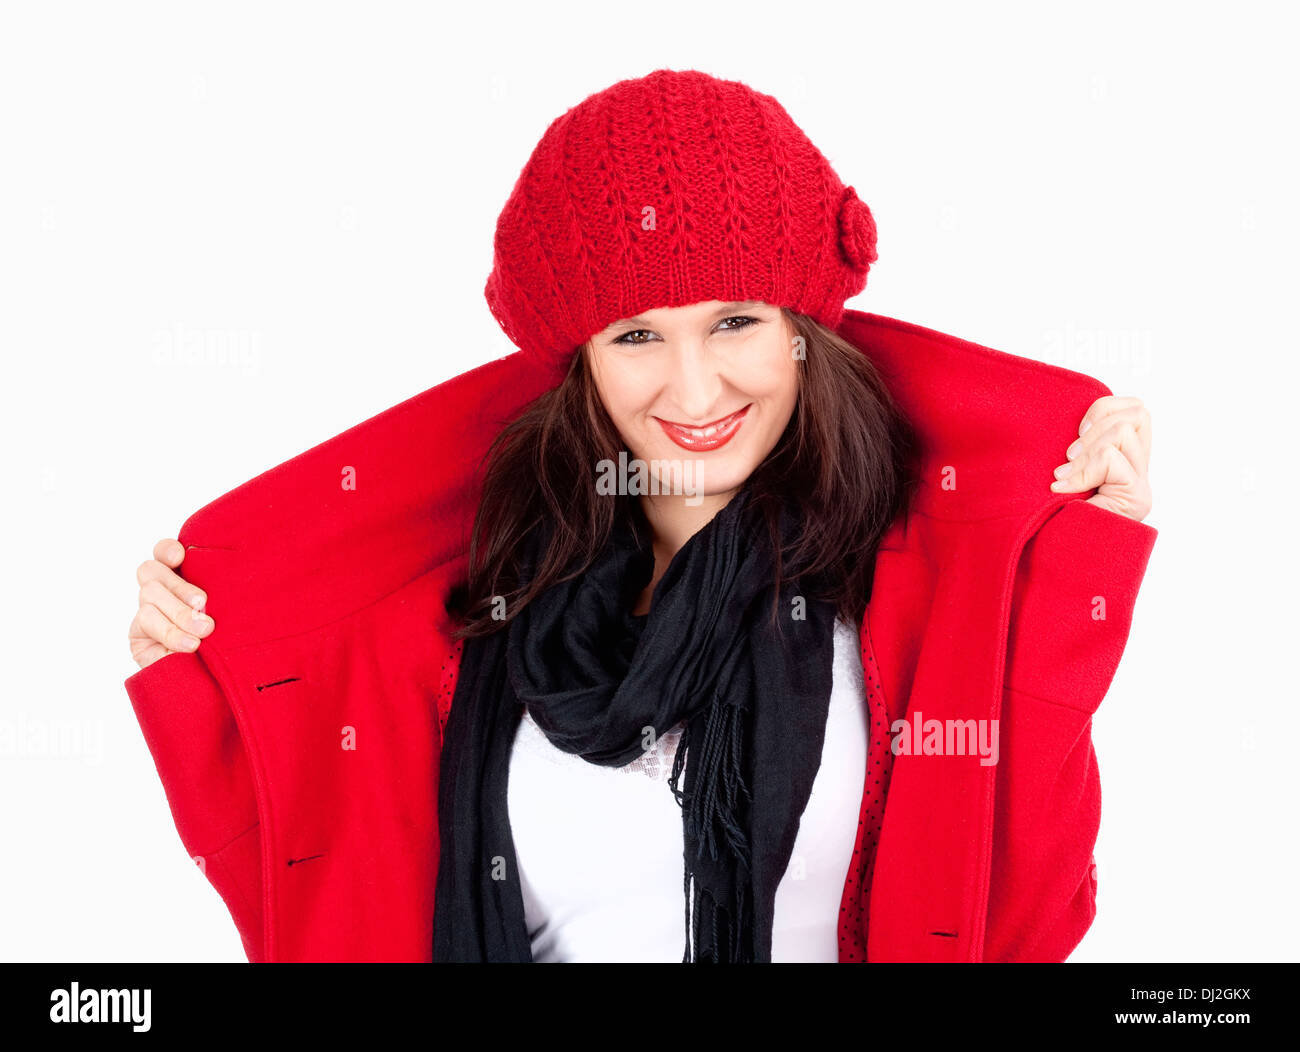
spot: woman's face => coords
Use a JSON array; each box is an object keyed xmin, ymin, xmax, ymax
[{"xmin": 585, "ymin": 299, "xmax": 798, "ymax": 503}]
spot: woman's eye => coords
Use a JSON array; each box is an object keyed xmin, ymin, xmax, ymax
[
  {"xmin": 717, "ymin": 315, "xmax": 758, "ymax": 332},
  {"xmin": 614, "ymin": 329, "xmax": 654, "ymax": 345}
]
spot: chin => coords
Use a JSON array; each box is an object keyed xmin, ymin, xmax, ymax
[
  {"xmin": 635, "ymin": 440, "xmax": 757, "ymax": 497},
  {"xmin": 691, "ymin": 457, "xmax": 757, "ymax": 496}
]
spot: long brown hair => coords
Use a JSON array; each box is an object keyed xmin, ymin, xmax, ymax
[{"xmin": 450, "ymin": 307, "xmax": 920, "ymax": 639}]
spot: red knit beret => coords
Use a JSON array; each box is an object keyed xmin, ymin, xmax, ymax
[{"xmin": 484, "ymin": 68, "xmax": 878, "ymax": 377}]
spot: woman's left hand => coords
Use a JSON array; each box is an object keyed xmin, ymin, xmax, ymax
[{"xmin": 1050, "ymin": 395, "xmax": 1152, "ymax": 522}]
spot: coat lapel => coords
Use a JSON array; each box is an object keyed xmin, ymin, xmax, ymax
[{"xmin": 835, "ymin": 312, "xmax": 1115, "ymax": 960}]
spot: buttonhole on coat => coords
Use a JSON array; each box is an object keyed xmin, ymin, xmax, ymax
[
  {"xmin": 928, "ymin": 930, "xmax": 959, "ymax": 938},
  {"xmin": 287, "ymin": 853, "xmax": 325, "ymax": 867},
  {"xmin": 256, "ymin": 677, "xmax": 301, "ymax": 692}
]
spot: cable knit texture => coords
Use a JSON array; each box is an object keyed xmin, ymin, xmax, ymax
[{"xmin": 484, "ymin": 68, "xmax": 878, "ymax": 376}]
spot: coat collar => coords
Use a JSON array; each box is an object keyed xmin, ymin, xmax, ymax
[
  {"xmin": 179, "ymin": 310, "xmax": 1110, "ymax": 647},
  {"xmin": 836, "ymin": 311, "xmax": 1110, "ymax": 524}
]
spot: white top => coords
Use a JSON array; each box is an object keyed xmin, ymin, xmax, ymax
[{"xmin": 506, "ymin": 616, "xmax": 869, "ymax": 962}]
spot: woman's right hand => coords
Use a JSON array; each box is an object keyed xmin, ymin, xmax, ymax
[{"xmin": 129, "ymin": 538, "xmax": 215, "ymax": 670}]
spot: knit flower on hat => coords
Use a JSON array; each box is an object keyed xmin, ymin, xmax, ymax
[{"xmin": 837, "ymin": 185, "xmax": 878, "ymax": 275}]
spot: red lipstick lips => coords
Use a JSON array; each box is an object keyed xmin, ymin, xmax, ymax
[{"xmin": 654, "ymin": 404, "xmax": 751, "ymax": 452}]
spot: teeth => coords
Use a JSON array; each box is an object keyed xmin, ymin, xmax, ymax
[
  {"xmin": 666, "ymin": 408, "xmax": 744, "ymax": 441},
  {"xmin": 682, "ymin": 418, "xmax": 729, "ymax": 437}
]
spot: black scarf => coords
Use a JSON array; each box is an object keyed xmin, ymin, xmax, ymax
[{"xmin": 432, "ymin": 485, "xmax": 837, "ymax": 962}]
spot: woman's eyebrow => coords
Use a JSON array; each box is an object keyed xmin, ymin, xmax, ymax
[{"xmin": 608, "ymin": 301, "xmax": 767, "ymax": 328}]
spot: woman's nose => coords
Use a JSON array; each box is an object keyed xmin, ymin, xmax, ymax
[{"xmin": 666, "ymin": 342, "xmax": 724, "ymax": 421}]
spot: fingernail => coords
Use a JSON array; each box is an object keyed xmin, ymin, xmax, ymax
[
  {"xmin": 188, "ymin": 594, "xmax": 205, "ymax": 611},
  {"xmin": 1054, "ymin": 462, "xmax": 1073, "ymax": 478},
  {"xmin": 178, "ymin": 635, "xmax": 199, "ymax": 650},
  {"xmin": 1079, "ymin": 420, "xmax": 1091, "ymax": 435},
  {"xmin": 191, "ymin": 611, "xmax": 211, "ymax": 631}
]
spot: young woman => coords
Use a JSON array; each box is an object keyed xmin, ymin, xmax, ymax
[{"xmin": 126, "ymin": 69, "xmax": 1155, "ymax": 963}]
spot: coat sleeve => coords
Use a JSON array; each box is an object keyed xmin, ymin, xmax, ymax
[
  {"xmin": 125, "ymin": 649, "xmax": 264, "ymax": 962},
  {"xmin": 983, "ymin": 497, "xmax": 1157, "ymax": 961}
]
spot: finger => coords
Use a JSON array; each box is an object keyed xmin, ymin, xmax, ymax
[
  {"xmin": 1082, "ymin": 445, "xmax": 1148, "ymax": 518},
  {"xmin": 1103, "ymin": 403, "xmax": 1150, "ymax": 466},
  {"xmin": 127, "ymin": 613, "xmax": 171, "ymax": 669},
  {"xmin": 1051, "ymin": 443, "xmax": 1105, "ymax": 493},
  {"xmin": 1078, "ymin": 395, "xmax": 1145, "ymax": 437},
  {"xmin": 153, "ymin": 537, "xmax": 185, "ymax": 568},
  {"xmin": 1066, "ymin": 406, "xmax": 1130, "ymax": 460},
  {"xmin": 135, "ymin": 600, "xmax": 201, "ymax": 653},
  {"xmin": 1095, "ymin": 442, "xmax": 1140, "ymax": 490},
  {"xmin": 139, "ymin": 577, "xmax": 213, "ymax": 639},
  {"xmin": 1076, "ymin": 416, "xmax": 1147, "ymax": 478},
  {"xmin": 136, "ymin": 556, "xmax": 207, "ymax": 613},
  {"xmin": 1052, "ymin": 432, "xmax": 1141, "ymax": 494},
  {"xmin": 1067, "ymin": 403, "xmax": 1150, "ymax": 470},
  {"xmin": 1084, "ymin": 404, "xmax": 1151, "ymax": 469}
]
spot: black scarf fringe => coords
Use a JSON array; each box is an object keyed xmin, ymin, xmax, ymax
[{"xmin": 671, "ymin": 687, "xmax": 755, "ymax": 962}]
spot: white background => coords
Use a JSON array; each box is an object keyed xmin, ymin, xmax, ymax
[{"xmin": 1, "ymin": 0, "xmax": 1295, "ymax": 962}]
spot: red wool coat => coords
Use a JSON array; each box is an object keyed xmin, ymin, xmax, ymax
[{"xmin": 124, "ymin": 310, "xmax": 1158, "ymax": 963}]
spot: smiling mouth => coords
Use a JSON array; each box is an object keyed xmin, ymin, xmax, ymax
[{"xmin": 654, "ymin": 404, "xmax": 752, "ymax": 451}]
